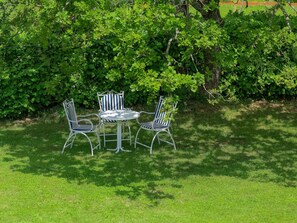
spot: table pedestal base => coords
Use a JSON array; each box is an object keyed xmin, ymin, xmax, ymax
[
  {"xmin": 107, "ymin": 147, "xmax": 131, "ymax": 153},
  {"xmin": 107, "ymin": 120, "xmax": 131, "ymax": 153},
  {"xmin": 100, "ymin": 110, "xmax": 140, "ymax": 153}
]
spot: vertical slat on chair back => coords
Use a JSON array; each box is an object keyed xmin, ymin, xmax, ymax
[
  {"xmin": 99, "ymin": 91, "xmax": 124, "ymax": 111},
  {"xmin": 63, "ymin": 99, "xmax": 78, "ymax": 130},
  {"xmin": 154, "ymin": 96, "xmax": 177, "ymax": 127}
]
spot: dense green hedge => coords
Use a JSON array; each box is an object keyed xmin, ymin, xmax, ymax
[
  {"xmin": 0, "ymin": 1, "xmax": 296, "ymax": 118},
  {"xmin": 220, "ymin": 11, "xmax": 297, "ymax": 99}
]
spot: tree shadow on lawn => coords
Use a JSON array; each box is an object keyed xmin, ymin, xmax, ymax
[
  {"xmin": 0, "ymin": 101, "xmax": 296, "ymax": 205},
  {"xmin": 175, "ymin": 102, "xmax": 297, "ymax": 187}
]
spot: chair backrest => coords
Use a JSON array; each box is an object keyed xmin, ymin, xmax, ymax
[
  {"xmin": 63, "ymin": 99, "xmax": 78, "ymax": 130},
  {"xmin": 97, "ymin": 91, "xmax": 124, "ymax": 112},
  {"xmin": 154, "ymin": 96, "xmax": 178, "ymax": 127}
]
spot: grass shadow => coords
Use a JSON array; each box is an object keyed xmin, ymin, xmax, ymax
[{"xmin": 0, "ymin": 100, "xmax": 296, "ymax": 206}]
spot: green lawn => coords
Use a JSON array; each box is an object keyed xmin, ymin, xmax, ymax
[{"xmin": 0, "ymin": 100, "xmax": 296, "ymax": 222}]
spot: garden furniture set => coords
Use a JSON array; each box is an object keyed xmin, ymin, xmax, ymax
[{"xmin": 62, "ymin": 91, "xmax": 177, "ymax": 156}]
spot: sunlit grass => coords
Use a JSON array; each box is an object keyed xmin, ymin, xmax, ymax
[
  {"xmin": 220, "ymin": 4, "xmax": 297, "ymax": 17},
  {"xmin": 0, "ymin": 100, "xmax": 296, "ymax": 222}
]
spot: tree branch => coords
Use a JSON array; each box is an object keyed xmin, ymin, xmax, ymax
[{"xmin": 165, "ymin": 28, "xmax": 180, "ymax": 56}]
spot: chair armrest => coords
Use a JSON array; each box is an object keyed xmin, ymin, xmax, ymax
[
  {"xmin": 77, "ymin": 113, "xmax": 99, "ymax": 118},
  {"xmin": 136, "ymin": 111, "xmax": 155, "ymax": 124},
  {"xmin": 78, "ymin": 113, "xmax": 100, "ymax": 125},
  {"xmin": 139, "ymin": 111, "xmax": 155, "ymax": 115},
  {"xmin": 77, "ymin": 119, "xmax": 94, "ymax": 131},
  {"xmin": 77, "ymin": 118, "xmax": 93, "ymax": 125}
]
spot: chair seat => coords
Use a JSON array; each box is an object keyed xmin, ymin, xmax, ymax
[
  {"xmin": 73, "ymin": 124, "xmax": 97, "ymax": 132},
  {"xmin": 139, "ymin": 122, "xmax": 168, "ymax": 130}
]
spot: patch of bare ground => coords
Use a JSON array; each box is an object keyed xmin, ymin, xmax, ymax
[
  {"xmin": 13, "ymin": 118, "xmax": 39, "ymax": 125},
  {"xmin": 249, "ymin": 100, "xmax": 284, "ymax": 109},
  {"xmin": 184, "ymin": 99, "xmax": 297, "ymax": 114},
  {"xmin": 248, "ymin": 100, "xmax": 297, "ymax": 113}
]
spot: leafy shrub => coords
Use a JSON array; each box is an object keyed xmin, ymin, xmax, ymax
[
  {"xmin": 1, "ymin": 1, "xmax": 297, "ymax": 118},
  {"xmin": 219, "ymin": 11, "xmax": 297, "ymax": 99}
]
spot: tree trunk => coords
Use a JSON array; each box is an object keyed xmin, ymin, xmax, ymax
[
  {"xmin": 191, "ymin": 0, "xmax": 223, "ymax": 25},
  {"xmin": 191, "ymin": 0, "xmax": 223, "ymax": 90}
]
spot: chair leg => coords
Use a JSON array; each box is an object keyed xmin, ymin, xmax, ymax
[
  {"xmin": 150, "ymin": 131, "xmax": 162, "ymax": 154},
  {"xmin": 96, "ymin": 128, "xmax": 101, "ymax": 150},
  {"xmin": 62, "ymin": 132, "xmax": 75, "ymax": 153},
  {"xmin": 127, "ymin": 122, "xmax": 132, "ymax": 145},
  {"xmin": 70, "ymin": 134, "xmax": 76, "ymax": 148},
  {"xmin": 121, "ymin": 122, "xmax": 132, "ymax": 145},
  {"xmin": 102, "ymin": 123, "xmax": 106, "ymax": 147},
  {"xmin": 166, "ymin": 129, "xmax": 176, "ymax": 150},
  {"xmin": 135, "ymin": 128, "xmax": 176, "ymax": 154},
  {"xmin": 80, "ymin": 132, "xmax": 94, "ymax": 156},
  {"xmin": 134, "ymin": 127, "xmax": 142, "ymax": 148},
  {"xmin": 157, "ymin": 135, "xmax": 161, "ymax": 144},
  {"xmin": 96, "ymin": 123, "xmax": 103, "ymax": 149}
]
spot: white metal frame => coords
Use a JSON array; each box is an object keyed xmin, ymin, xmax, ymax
[
  {"xmin": 100, "ymin": 110, "xmax": 140, "ymax": 153},
  {"xmin": 97, "ymin": 91, "xmax": 132, "ymax": 147},
  {"xmin": 134, "ymin": 96, "xmax": 177, "ymax": 154},
  {"xmin": 62, "ymin": 99, "xmax": 100, "ymax": 156}
]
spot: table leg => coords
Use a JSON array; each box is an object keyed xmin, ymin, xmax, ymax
[
  {"xmin": 116, "ymin": 120, "xmax": 122, "ymax": 152},
  {"xmin": 107, "ymin": 120, "xmax": 130, "ymax": 153}
]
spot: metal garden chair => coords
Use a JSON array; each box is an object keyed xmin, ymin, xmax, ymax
[
  {"xmin": 97, "ymin": 91, "xmax": 131, "ymax": 147},
  {"xmin": 134, "ymin": 96, "xmax": 178, "ymax": 154},
  {"xmin": 62, "ymin": 99, "xmax": 100, "ymax": 156}
]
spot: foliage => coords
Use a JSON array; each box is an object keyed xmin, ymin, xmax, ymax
[
  {"xmin": 160, "ymin": 95, "xmax": 179, "ymax": 122},
  {"xmin": 0, "ymin": 0, "xmax": 297, "ymax": 118},
  {"xmin": 219, "ymin": 11, "xmax": 297, "ymax": 99},
  {"xmin": 0, "ymin": 0, "xmax": 211, "ymax": 118}
]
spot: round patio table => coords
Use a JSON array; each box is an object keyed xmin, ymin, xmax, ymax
[{"xmin": 100, "ymin": 110, "xmax": 140, "ymax": 153}]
